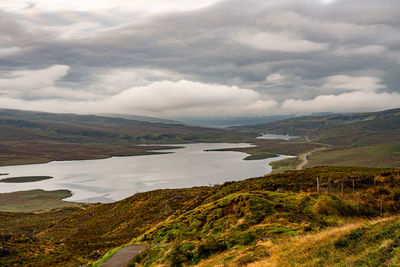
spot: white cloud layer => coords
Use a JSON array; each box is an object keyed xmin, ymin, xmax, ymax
[
  {"xmin": 1, "ymin": 0, "xmax": 221, "ymax": 13},
  {"xmin": 0, "ymin": 65, "xmax": 398, "ymax": 117},
  {"xmin": 282, "ymin": 91, "xmax": 400, "ymax": 114},
  {"xmin": 235, "ymin": 31, "xmax": 328, "ymax": 53},
  {"xmin": 322, "ymin": 75, "xmax": 386, "ymax": 92},
  {"xmin": 0, "ymin": 65, "xmax": 277, "ymax": 117},
  {"xmin": 1, "ymin": 0, "xmax": 400, "ymax": 118}
]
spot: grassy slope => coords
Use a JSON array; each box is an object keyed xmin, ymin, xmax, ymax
[
  {"xmin": 250, "ymin": 216, "xmax": 400, "ymax": 267},
  {"xmin": 307, "ymin": 142, "xmax": 400, "ymax": 168},
  {"xmin": 2, "ymin": 167, "xmax": 400, "ymax": 266},
  {"xmin": 0, "ymin": 190, "xmax": 79, "ymax": 212},
  {"xmin": 234, "ymin": 108, "xmax": 400, "ymax": 147},
  {"xmin": 199, "ymin": 216, "xmax": 400, "ymax": 267},
  {"xmin": 126, "ymin": 167, "xmax": 400, "ymax": 266},
  {"xmin": 270, "ymin": 156, "xmax": 302, "ymax": 173},
  {"xmin": 232, "ymin": 108, "xmax": 400, "ymax": 170},
  {"xmin": 0, "ymin": 187, "xmax": 212, "ymax": 266}
]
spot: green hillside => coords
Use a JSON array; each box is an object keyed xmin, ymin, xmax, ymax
[
  {"xmin": 231, "ymin": 108, "xmax": 400, "ymax": 170},
  {"xmin": 235, "ymin": 108, "xmax": 400, "ymax": 146},
  {"xmin": 2, "ymin": 166, "xmax": 400, "ymax": 266}
]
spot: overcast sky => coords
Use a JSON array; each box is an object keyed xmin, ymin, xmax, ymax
[{"xmin": 0, "ymin": 0, "xmax": 400, "ymax": 118}]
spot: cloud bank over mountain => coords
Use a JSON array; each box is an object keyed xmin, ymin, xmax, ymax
[{"xmin": 1, "ymin": 0, "xmax": 400, "ymax": 117}]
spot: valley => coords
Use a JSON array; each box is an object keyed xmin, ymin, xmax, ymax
[
  {"xmin": 0, "ymin": 108, "xmax": 400, "ymax": 266},
  {"xmin": 2, "ymin": 1, "xmax": 400, "ymax": 266}
]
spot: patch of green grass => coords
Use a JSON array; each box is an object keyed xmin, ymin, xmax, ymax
[
  {"xmin": 0, "ymin": 176, "xmax": 53, "ymax": 183},
  {"xmin": 210, "ymin": 140, "xmax": 323, "ymax": 162},
  {"xmin": 0, "ymin": 189, "xmax": 79, "ymax": 212},
  {"xmin": 270, "ymin": 157, "xmax": 301, "ymax": 173},
  {"xmin": 307, "ymin": 143, "xmax": 400, "ymax": 168},
  {"xmin": 133, "ymin": 189, "xmax": 364, "ymax": 266}
]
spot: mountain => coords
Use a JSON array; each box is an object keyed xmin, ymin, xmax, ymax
[
  {"xmin": 174, "ymin": 115, "xmax": 294, "ymax": 128},
  {"xmin": 101, "ymin": 113, "xmax": 185, "ymax": 125},
  {"xmin": 0, "ymin": 109, "xmax": 251, "ymax": 166},
  {"xmin": 0, "ymin": 108, "xmax": 249, "ymax": 143},
  {"xmin": 234, "ymin": 108, "xmax": 400, "ymax": 146}
]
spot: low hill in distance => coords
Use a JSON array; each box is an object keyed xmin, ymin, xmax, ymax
[
  {"xmin": 0, "ymin": 109, "xmax": 252, "ymax": 166},
  {"xmin": 234, "ymin": 108, "xmax": 400, "ymax": 147},
  {"xmin": 232, "ymin": 108, "xmax": 400, "ymax": 170},
  {"xmin": 0, "ymin": 108, "xmax": 249, "ymax": 144}
]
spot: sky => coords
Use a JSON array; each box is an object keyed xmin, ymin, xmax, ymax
[{"xmin": 0, "ymin": 0, "xmax": 400, "ymax": 118}]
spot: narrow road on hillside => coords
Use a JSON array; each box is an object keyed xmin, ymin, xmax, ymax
[
  {"xmin": 297, "ymin": 148, "xmax": 326, "ymax": 170},
  {"xmin": 297, "ymin": 137, "xmax": 331, "ymax": 170},
  {"xmin": 100, "ymin": 244, "xmax": 148, "ymax": 267}
]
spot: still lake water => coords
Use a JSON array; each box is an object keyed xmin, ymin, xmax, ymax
[
  {"xmin": 257, "ymin": 133, "xmax": 299, "ymax": 140},
  {"xmin": 0, "ymin": 143, "xmax": 293, "ymax": 203}
]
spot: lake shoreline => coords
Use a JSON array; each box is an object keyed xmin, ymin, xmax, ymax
[
  {"xmin": 0, "ymin": 189, "xmax": 84, "ymax": 212},
  {"xmin": 0, "ymin": 142, "xmax": 293, "ymax": 204}
]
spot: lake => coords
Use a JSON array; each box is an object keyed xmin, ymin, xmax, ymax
[
  {"xmin": 257, "ymin": 133, "xmax": 299, "ymax": 140},
  {"xmin": 0, "ymin": 143, "xmax": 292, "ymax": 203}
]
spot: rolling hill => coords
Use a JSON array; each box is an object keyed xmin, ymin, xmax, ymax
[
  {"xmin": 0, "ymin": 109, "xmax": 251, "ymax": 166},
  {"xmin": 0, "ymin": 109, "xmax": 248, "ymax": 144},
  {"xmin": 231, "ymin": 108, "xmax": 400, "ymax": 170},
  {"xmin": 234, "ymin": 108, "xmax": 400, "ymax": 146}
]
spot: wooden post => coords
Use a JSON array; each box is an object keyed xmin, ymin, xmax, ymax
[
  {"xmin": 357, "ymin": 193, "xmax": 360, "ymax": 212},
  {"xmin": 374, "ymin": 177, "xmax": 376, "ymax": 186},
  {"xmin": 317, "ymin": 177, "xmax": 320, "ymax": 193},
  {"xmin": 341, "ymin": 182, "xmax": 344, "ymax": 201},
  {"xmin": 352, "ymin": 179, "xmax": 355, "ymax": 194},
  {"xmin": 380, "ymin": 200, "xmax": 383, "ymax": 216},
  {"xmin": 328, "ymin": 178, "xmax": 331, "ymax": 196}
]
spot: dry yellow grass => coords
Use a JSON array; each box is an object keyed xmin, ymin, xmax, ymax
[
  {"xmin": 195, "ymin": 216, "xmax": 396, "ymax": 267},
  {"xmin": 249, "ymin": 216, "xmax": 394, "ymax": 267}
]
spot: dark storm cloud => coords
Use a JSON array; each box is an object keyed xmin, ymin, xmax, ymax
[{"xmin": 0, "ymin": 0, "xmax": 400, "ymax": 116}]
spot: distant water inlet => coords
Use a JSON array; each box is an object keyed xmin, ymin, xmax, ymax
[
  {"xmin": 0, "ymin": 143, "xmax": 293, "ymax": 203},
  {"xmin": 257, "ymin": 133, "xmax": 299, "ymax": 140}
]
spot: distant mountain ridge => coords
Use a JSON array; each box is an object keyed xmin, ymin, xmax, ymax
[
  {"xmin": 0, "ymin": 108, "xmax": 247, "ymax": 144},
  {"xmin": 234, "ymin": 108, "xmax": 400, "ymax": 146},
  {"xmin": 100, "ymin": 113, "xmax": 185, "ymax": 125}
]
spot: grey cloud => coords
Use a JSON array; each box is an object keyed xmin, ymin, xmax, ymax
[{"xmin": 0, "ymin": 0, "xmax": 400, "ymax": 117}]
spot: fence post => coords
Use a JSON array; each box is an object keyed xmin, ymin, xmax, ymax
[
  {"xmin": 317, "ymin": 177, "xmax": 320, "ymax": 193},
  {"xmin": 380, "ymin": 199, "xmax": 383, "ymax": 216},
  {"xmin": 328, "ymin": 178, "xmax": 331, "ymax": 196},
  {"xmin": 341, "ymin": 182, "xmax": 344, "ymax": 201},
  {"xmin": 352, "ymin": 179, "xmax": 355, "ymax": 194},
  {"xmin": 357, "ymin": 193, "xmax": 360, "ymax": 213}
]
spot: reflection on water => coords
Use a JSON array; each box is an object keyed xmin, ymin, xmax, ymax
[{"xmin": 0, "ymin": 143, "xmax": 293, "ymax": 203}]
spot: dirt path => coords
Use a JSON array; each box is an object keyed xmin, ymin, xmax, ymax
[{"xmin": 100, "ymin": 244, "xmax": 148, "ymax": 267}]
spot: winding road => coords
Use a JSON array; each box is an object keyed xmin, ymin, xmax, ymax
[
  {"xmin": 296, "ymin": 137, "xmax": 331, "ymax": 170},
  {"xmin": 296, "ymin": 148, "xmax": 326, "ymax": 170},
  {"xmin": 100, "ymin": 244, "xmax": 148, "ymax": 267}
]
